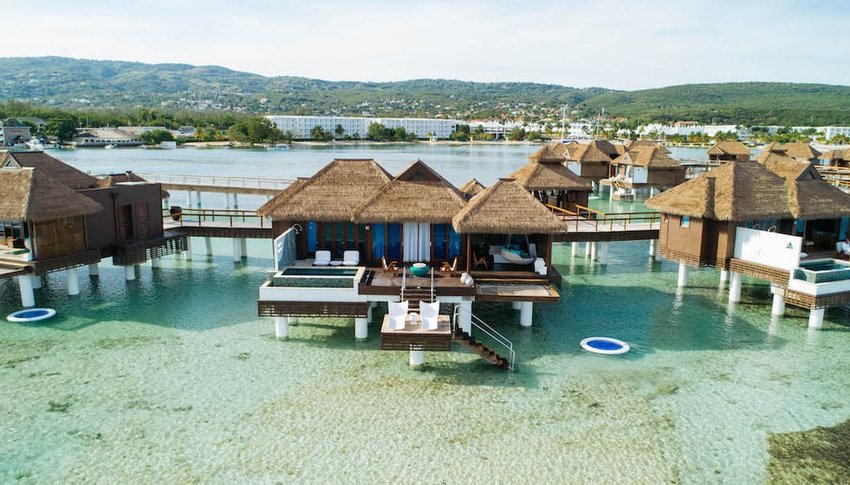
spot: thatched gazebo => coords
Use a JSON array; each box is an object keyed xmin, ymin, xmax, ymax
[
  {"xmin": 452, "ymin": 178, "xmax": 565, "ymax": 272},
  {"xmin": 0, "ymin": 168, "xmax": 103, "ymax": 260},
  {"xmin": 458, "ymin": 178, "xmax": 486, "ymax": 198},
  {"xmin": 707, "ymin": 141, "xmax": 751, "ymax": 163},
  {"xmin": 352, "ymin": 160, "xmax": 467, "ymax": 263},
  {"xmin": 607, "ymin": 144, "xmax": 685, "ymax": 199},
  {"xmin": 511, "ymin": 152, "xmax": 591, "ymax": 212}
]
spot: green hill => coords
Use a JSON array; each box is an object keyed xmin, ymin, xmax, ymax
[
  {"xmin": 580, "ymin": 82, "xmax": 850, "ymax": 125},
  {"xmin": 1, "ymin": 57, "xmax": 849, "ymax": 125}
]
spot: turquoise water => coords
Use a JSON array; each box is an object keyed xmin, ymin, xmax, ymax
[{"xmin": 2, "ymin": 239, "xmax": 849, "ymax": 482}]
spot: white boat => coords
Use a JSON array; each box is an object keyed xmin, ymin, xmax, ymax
[
  {"xmin": 267, "ymin": 143, "xmax": 292, "ymax": 151},
  {"xmin": 104, "ymin": 144, "xmax": 117, "ymax": 149}
]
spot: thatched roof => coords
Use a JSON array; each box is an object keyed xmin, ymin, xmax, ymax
[
  {"xmin": 763, "ymin": 142, "xmax": 821, "ymax": 161},
  {"xmin": 511, "ymin": 157, "xmax": 591, "ymax": 191},
  {"xmin": 756, "ymin": 151, "xmax": 814, "ymax": 180},
  {"xmin": 528, "ymin": 143, "xmax": 570, "ymax": 163},
  {"xmin": 257, "ymin": 177, "xmax": 308, "ymax": 217},
  {"xmin": 352, "ymin": 160, "xmax": 467, "ymax": 224},
  {"xmin": 645, "ymin": 162, "xmax": 792, "ymax": 221},
  {"xmin": 459, "ymin": 178, "xmax": 486, "ymax": 196},
  {"xmin": 566, "ymin": 140, "xmax": 618, "ymax": 163},
  {"xmin": 1, "ymin": 151, "xmax": 99, "ymax": 189},
  {"xmin": 647, "ymin": 160, "xmax": 850, "ymax": 221},
  {"xmin": 98, "ymin": 171, "xmax": 170, "ymax": 199},
  {"xmin": 452, "ymin": 178, "xmax": 565, "ymax": 234},
  {"xmin": 0, "ymin": 168, "xmax": 103, "ymax": 222},
  {"xmin": 611, "ymin": 145, "xmax": 681, "ymax": 169},
  {"xmin": 262, "ymin": 159, "xmax": 392, "ymax": 221},
  {"xmin": 821, "ymin": 148, "xmax": 850, "ymax": 162},
  {"xmin": 624, "ymin": 140, "xmax": 670, "ymax": 153},
  {"xmin": 707, "ymin": 141, "xmax": 750, "ymax": 157}
]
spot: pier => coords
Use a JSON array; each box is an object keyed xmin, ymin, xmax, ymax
[{"xmin": 136, "ymin": 173, "xmax": 293, "ymax": 196}]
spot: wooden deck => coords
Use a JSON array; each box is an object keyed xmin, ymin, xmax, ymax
[
  {"xmin": 380, "ymin": 314, "xmax": 453, "ymax": 351},
  {"xmin": 163, "ymin": 208, "xmax": 274, "ymax": 239},
  {"xmin": 547, "ymin": 204, "xmax": 661, "ymax": 242},
  {"xmin": 359, "ymin": 268, "xmax": 476, "ymax": 297}
]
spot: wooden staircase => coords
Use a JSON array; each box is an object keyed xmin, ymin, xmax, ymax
[
  {"xmin": 453, "ymin": 328, "xmax": 511, "ymax": 370},
  {"xmin": 402, "ymin": 287, "xmax": 435, "ymax": 311}
]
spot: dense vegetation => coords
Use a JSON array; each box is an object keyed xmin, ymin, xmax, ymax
[
  {"xmin": 2, "ymin": 57, "xmax": 850, "ymax": 129},
  {"xmin": 580, "ymin": 83, "xmax": 850, "ymax": 125}
]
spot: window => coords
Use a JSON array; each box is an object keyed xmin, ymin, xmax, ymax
[{"xmin": 680, "ymin": 216, "xmax": 690, "ymax": 228}]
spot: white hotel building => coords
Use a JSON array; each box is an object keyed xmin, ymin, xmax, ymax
[{"xmin": 265, "ymin": 115, "xmax": 461, "ymax": 140}]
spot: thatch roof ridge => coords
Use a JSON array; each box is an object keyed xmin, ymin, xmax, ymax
[
  {"xmin": 3, "ymin": 151, "xmax": 99, "ymax": 190},
  {"xmin": 264, "ymin": 159, "xmax": 393, "ymax": 221},
  {"xmin": 352, "ymin": 160, "xmax": 467, "ymax": 224},
  {"xmin": 0, "ymin": 168, "xmax": 103, "ymax": 222},
  {"xmin": 612, "ymin": 145, "xmax": 681, "ymax": 168},
  {"xmin": 566, "ymin": 140, "xmax": 617, "ymax": 163},
  {"xmin": 452, "ymin": 179, "xmax": 565, "ymax": 234},
  {"xmin": 776, "ymin": 142, "xmax": 822, "ymax": 160},
  {"xmin": 707, "ymin": 141, "xmax": 750, "ymax": 157},
  {"xmin": 528, "ymin": 143, "xmax": 569, "ymax": 163}
]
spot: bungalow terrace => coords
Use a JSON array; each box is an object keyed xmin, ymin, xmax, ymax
[
  {"xmin": 707, "ymin": 141, "xmax": 751, "ymax": 164},
  {"xmin": 603, "ymin": 144, "xmax": 685, "ymax": 201},
  {"xmin": 257, "ymin": 159, "xmax": 563, "ymax": 369},
  {"xmin": 0, "ymin": 152, "xmax": 186, "ymax": 306},
  {"xmin": 646, "ymin": 159, "xmax": 850, "ymax": 328}
]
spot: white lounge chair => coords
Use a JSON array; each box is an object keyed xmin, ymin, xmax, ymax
[
  {"xmin": 314, "ymin": 250, "xmax": 331, "ymax": 266},
  {"xmin": 419, "ymin": 301, "xmax": 439, "ymax": 331},
  {"xmin": 388, "ymin": 301, "xmax": 409, "ymax": 330},
  {"xmin": 342, "ymin": 250, "xmax": 360, "ymax": 266}
]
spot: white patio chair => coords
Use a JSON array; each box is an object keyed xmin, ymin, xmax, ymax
[
  {"xmin": 388, "ymin": 301, "xmax": 409, "ymax": 330},
  {"xmin": 313, "ymin": 250, "xmax": 331, "ymax": 266},
  {"xmin": 419, "ymin": 301, "xmax": 439, "ymax": 331},
  {"xmin": 342, "ymin": 250, "xmax": 360, "ymax": 266}
]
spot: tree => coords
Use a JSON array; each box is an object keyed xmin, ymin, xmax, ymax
[
  {"xmin": 43, "ymin": 117, "xmax": 78, "ymax": 142},
  {"xmin": 139, "ymin": 129, "xmax": 174, "ymax": 145},
  {"xmin": 507, "ymin": 127, "xmax": 526, "ymax": 141},
  {"xmin": 450, "ymin": 124, "xmax": 471, "ymax": 141},
  {"xmin": 311, "ymin": 125, "xmax": 332, "ymax": 141},
  {"xmin": 526, "ymin": 130, "xmax": 544, "ymax": 141},
  {"xmin": 334, "ymin": 124, "xmax": 345, "ymax": 139}
]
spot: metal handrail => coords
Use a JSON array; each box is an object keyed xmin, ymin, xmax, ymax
[
  {"xmin": 545, "ymin": 204, "xmax": 660, "ymax": 231},
  {"xmin": 137, "ymin": 173, "xmax": 294, "ymax": 190},
  {"xmin": 452, "ymin": 304, "xmax": 516, "ymax": 372},
  {"xmin": 163, "ymin": 207, "xmax": 267, "ymax": 228}
]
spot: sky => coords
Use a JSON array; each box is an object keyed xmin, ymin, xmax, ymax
[{"xmin": 7, "ymin": 0, "xmax": 850, "ymax": 90}]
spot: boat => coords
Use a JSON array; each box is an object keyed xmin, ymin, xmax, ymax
[
  {"xmin": 26, "ymin": 139, "xmax": 57, "ymax": 150},
  {"xmin": 104, "ymin": 144, "xmax": 117, "ymax": 149},
  {"xmin": 7, "ymin": 308, "xmax": 57, "ymax": 323},
  {"xmin": 267, "ymin": 143, "xmax": 292, "ymax": 151}
]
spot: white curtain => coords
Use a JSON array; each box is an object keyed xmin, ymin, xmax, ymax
[{"xmin": 403, "ymin": 223, "xmax": 431, "ymax": 262}]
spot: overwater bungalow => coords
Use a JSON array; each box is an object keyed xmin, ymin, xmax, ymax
[
  {"xmin": 564, "ymin": 140, "xmax": 620, "ymax": 186},
  {"xmin": 604, "ymin": 144, "xmax": 685, "ymax": 201},
  {"xmin": 820, "ymin": 148, "xmax": 850, "ymax": 168},
  {"xmin": 646, "ymin": 159, "xmax": 850, "ymax": 328},
  {"xmin": 761, "ymin": 142, "xmax": 821, "ymax": 164},
  {"xmin": 257, "ymin": 160, "xmax": 564, "ymax": 368},
  {"xmin": 512, "ymin": 147, "xmax": 592, "ymax": 212},
  {"xmin": 707, "ymin": 141, "xmax": 751, "ymax": 164},
  {"xmin": 0, "ymin": 152, "xmax": 186, "ymax": 305}
]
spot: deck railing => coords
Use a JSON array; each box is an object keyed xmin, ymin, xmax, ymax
[
  {"xmin": 452, "ymin": 304, "xmax": 515, "ymax": 372},
  {"xmin": 164, "ymin": 208, "xmax": 268, "ymax": 228},
  {"xmin": 546, "ymin": 204, "xmax": 661, "ymax": 232},
  {"xmin": 139, "ymin": 173, "xmax": 294, "ymax": 190}
]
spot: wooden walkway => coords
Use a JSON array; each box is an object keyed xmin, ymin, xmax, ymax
[
  {"xmin": 163, "ymin": 208, "xmax": 274, "ymax": 238},
  {"xmin": 548, "ymin": 204, "xmax": 660, "ymax": 242},
  {"xmin": 138, "ymin": 173, "xmax": 293, "ymax": 196}
]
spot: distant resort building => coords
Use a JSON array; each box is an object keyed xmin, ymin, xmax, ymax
[
  {"xmin": 0, "ymin": 121, "xmax": 31, "ymax": 146},
  {"xmin": 72, "ymin": 127, "xmax": 143, "ymax": 147},
  {"xmin": 265, "ymin": 115, "xmax": 461, "ymax": 140}
]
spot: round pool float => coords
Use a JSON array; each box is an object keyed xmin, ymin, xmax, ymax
[
  {"xmin": 580, "ymin": 337, "xmax": 630, "ymax": 355},
  {"xmin": 7, "ymin": 308, "xmax": 57, "ymax": 323}
]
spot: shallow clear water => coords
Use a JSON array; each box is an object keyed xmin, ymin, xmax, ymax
[
  {"xmin": 2, "ymin": 239, "xmax": 849, "ymax": 483},
  {"xmin": 1, "ymin": 145, "xmax": 848, "ymax": 482}
]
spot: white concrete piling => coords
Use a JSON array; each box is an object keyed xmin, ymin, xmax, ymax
[
  {"xmin": 677, "ymin": 261, "xmax": 688, "ymax": 288},
  {"xmin": 520, "ymin": 301, "xmax": 533, "ymax": 327},
  {"xmin": 274, "ymin": 316, "xmax": 289, "ymax": 339},
  {"xmin": 355, "ymin": 317, "xmax": 368, "ymax": 341},
  {"xmin": 66, "ymin": 267, "xmax": 80, "ymax": 295},
  {"xmin": 729, "ymin": 272, "xmax": 742, "ymax": 303},
  {"xmin": 18, "ymin": 275, "xmax": 35, "ymax": 307}
]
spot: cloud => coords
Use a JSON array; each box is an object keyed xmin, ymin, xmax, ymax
[{"xmin": 7, "ymin": 0, "xmax": 850, "ymax": 89}]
